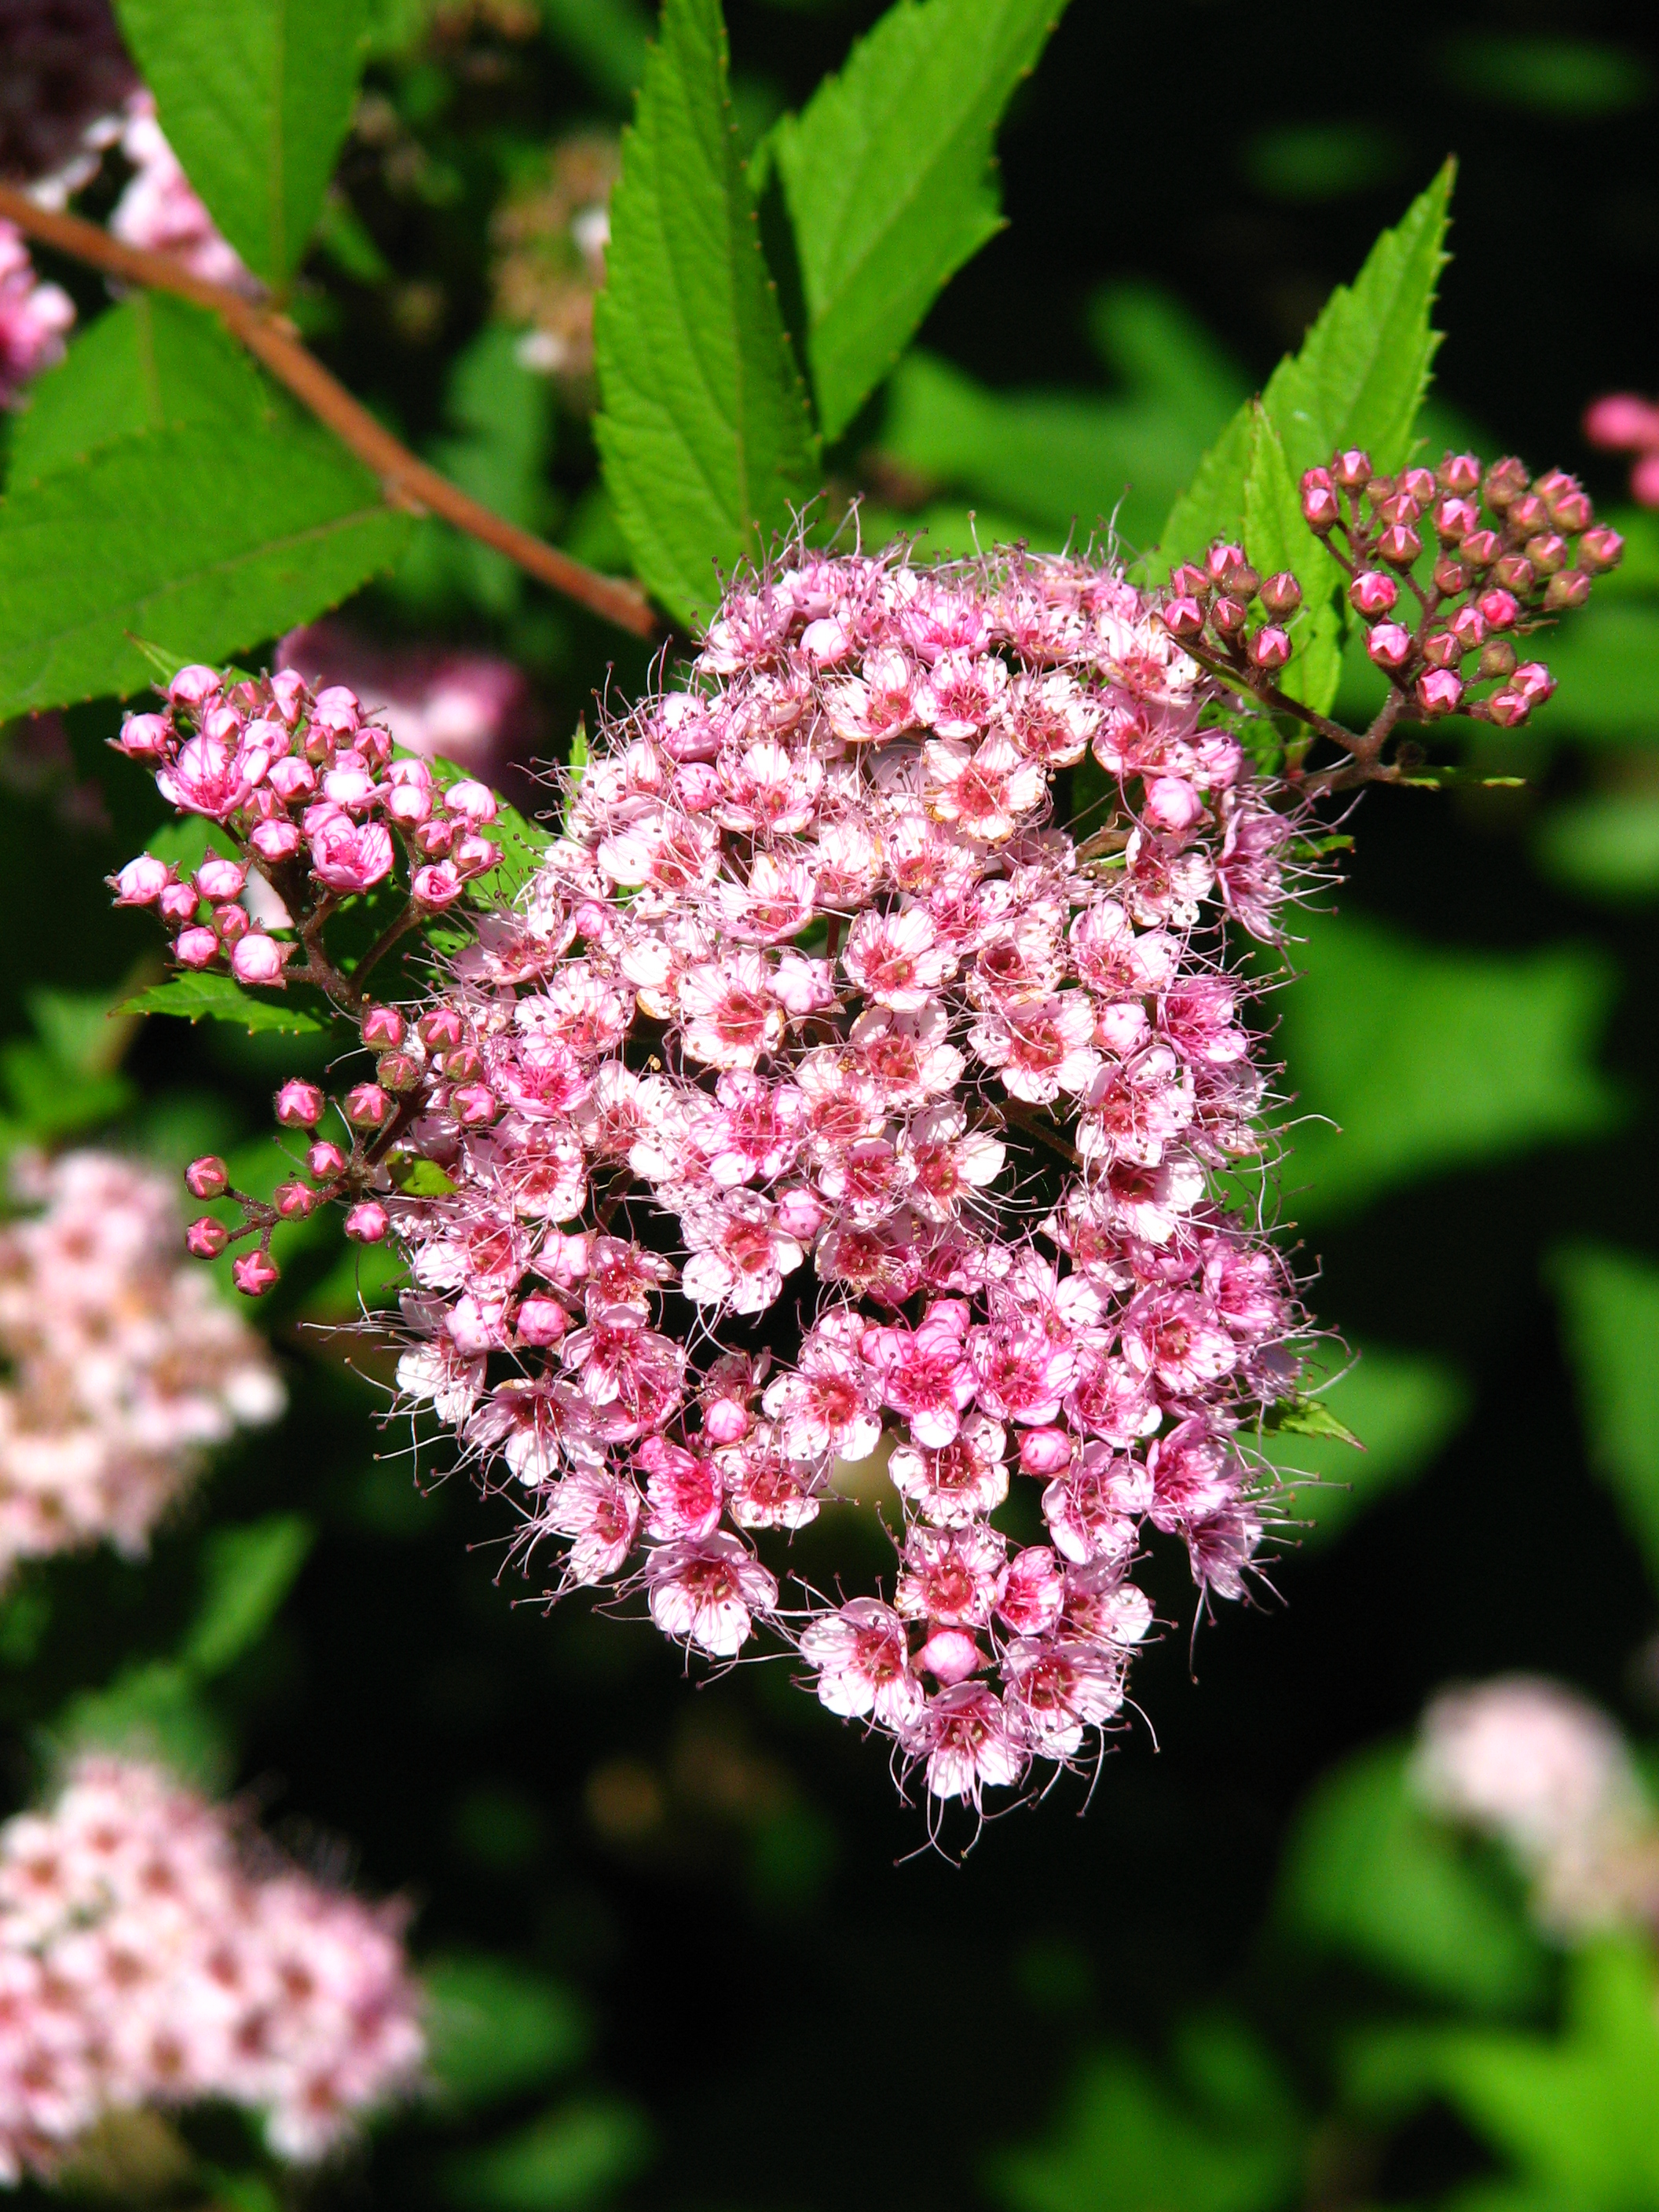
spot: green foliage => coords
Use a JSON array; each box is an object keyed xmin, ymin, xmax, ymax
[
  {"xmin": 124, "ymin": 974, "xmax": 326, "ymax": 1037},
  {"xmin": 986, "ymin": 2016, "xmax": 1302, "ymax": 2212},
  {"xmin": 1536, "ymin": 607, "xmax": 1659, "ymax": 743},
  {"xmin": 1241, "ymin": 123, "xmax": 1404, "ymax": 203},
  {"xmin": 1536, "ymin": 790, "xmax": 1659, "ymax": 901},
  {"xmin": 114, "ymin": 0, "xmax": 372, "ymax": 287},
  {"xmin": 1346, "ymin": 1942, "xmax": 1659, "ymax": 2207},
  {"xmin": 1554, "ymin": 1245, "xmax": 1659, "ymax": 1589},
  {"xmin": 0, "ymin": 987, "xmax": 141, "ymax": 1150},
  {"xmin": 1278, "ymin": 1743, "xmax": 1548, "ymax": 2012},
  {"xmin": 439, "ymin": 2099, "xmax": 652, "ymax": 2210},
  {"xmin": 773, "ymin": 0, "xmax": 1068, "ymax": 442},
  {"xmin": 1278, "ymin": 910, "xmax": 1623, "ymax": 1221},
  {"xmin": 424, "ymin": 1954, "xmax": 589, "ymax": 2111},
  {"xmin": 53, "ymin": 1661, "xmax": 234, "ymax": 1791},
  {"xmin": 540, "ymin": 0, "xmax": 652, "ymax": 105},
  {"xmin": 1259, "ymin": 1346, "xmax": 1470, "ymax": 1545},
  {"xmin": 593, "ymin": 0, "xmax": 818, "ymax": 626},
  {"xmin": 1438, "ymin": 33, "xmax": 1651, "ymax": 117},
  {"xmin": 181, "ymin": 1516, "xmax": 315, "ymax": 1679},
  {"xmin": 1241, "ymin": 404, "xmax": 1343, "ymax": 712}
]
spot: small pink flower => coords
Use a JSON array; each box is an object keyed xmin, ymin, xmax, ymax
[
  {"xmin": 842, "ymin": 909, "xmax": 956, "ymax": 1010},
  {"xmin": 800, "ymin": 1599, "xmax": 924, "ymax": 1729},
  {"xmin": 905, "ymin": 1683, "xmax": 1025, "ymax": 1806},
  {"xmin": 309, "ymin": 815, "xmax": 394, "ymax": 895},
  {"xmin": 646, "ymin": 1534, "xmax": 778, "ymax": 1655}
]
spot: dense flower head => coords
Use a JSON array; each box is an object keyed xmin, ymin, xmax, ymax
[
  {"xmin": 0, "ymin": 220, "xmax": 72, "ymax": 408},
  {"xmin": 0, "ymin": 1755, "xmax": 423, "ymax": 2179},
  {"xmin": 114, "ymin": 544, "xmax": 1316, "ymax": 1827},
  {"xmin": 0, "ymin": 1152, "xmax": 283, "ymax": 1577}
]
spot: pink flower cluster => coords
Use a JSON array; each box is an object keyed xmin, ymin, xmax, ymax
[
  {"xmin": 0, "ymin": 1756, "xmax": 423, "ymax": 2179},
  {"xmin": 1584, "ymin": 391, "xmax": 1659, "ymax": 511},
  {"xmin": 108, "ymin": 92, "xmax": 256, "ymax": 295},
  {"xmin": 0, "ymin": 1152, "xmax": 283, "ymax": 1578},
  {"xmin": 278, "ymin": 619, "xmax": 540, "ymax": 790},
  {"xmin": 117, "ymin": 547, "xmax": 1308, "ymax": 1818},
  {"xmin": 110, "ymin": 662, "xmax": 506, "ymax": 991},
  {"xmin": 0, "ymin": 220, "xmax": 72, "ymax": 408}
]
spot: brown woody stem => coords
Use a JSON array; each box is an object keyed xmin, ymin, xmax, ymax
[{"xmin": 0, "ymin": 185, "xmax": 659, "ymax": 641}]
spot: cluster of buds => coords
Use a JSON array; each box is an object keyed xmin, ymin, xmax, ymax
[{"xmin": 108, "ymin": 665, "xmax": 505, "ymax": 998}]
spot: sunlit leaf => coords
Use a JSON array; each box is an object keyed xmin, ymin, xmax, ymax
[
  {"xmin": 123, "ymin": 974, "xmax": 325, "ymax": 1036},
  {"xmin": 1259, "ymin": 1346, "xmax": 1470, "ymax": 1546}
]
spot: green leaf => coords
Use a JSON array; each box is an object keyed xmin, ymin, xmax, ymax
[
  {"xmin": 1241, "ymin": 402, "xmax": 1343, "ymax": 713},
  {"xmin": 1534, "ymin": 605, "xmax": 1659, "ymax": 742},
  {"xmin": 123, "ymin": 974, "xmax": 325, "ymax": 1036},
  {"xmin": 540, "ymin": 0, "xmax": 652, "ymax": 105},
  {"xmin": 114, "ymin": 0, "xmax": 372, "ymax": 287},
  {"xmin": 9, "ymin": 296, "xmax": 270, "ymax": 485},
  {"xmin": 1158, "ymin": 404, "xmax": 1254, "ymax": 577},
  {"xmin": 1258, "ymin": 1345, "xmax": 1470, "ymax": 1546},
  {"xmin": 1535, "ymin": 792, "xmax": 1659, "ymax": 903},
  {"xmin": 1278, "ymin": 1743, "xmax": 1547, "ymax": 2012},
  {"xmin": 392, "ymin": 1158, "xmax": 459, "ymax": 1198},
  {"xmin": 424, "ymin": 1955, "xmax": 589, "ymax": 2113},
  {"xmin": 439, "ymin": 2100, "xmax": 652, "ymax": 2211},
  {"xmin": 0, "ymin": 416, "xmax": 412, "ymax": 718},
  {"xmin": 1278, "ymin": 910, "xmax": 1623, "ymax": 1223},
  {"xmin": 53, "ymin": 1660, "xmax": 233, "ymax": 1791},
  {"xmin": 1553, "ymin": 1245, "xmax": 1659, "ymax": 1591},
  {"xmin": 181, "ymin": 1516, "xmax": 315, "ymax": 1679},
  {"xmin": 593, "ymin": 0, "xmax": 819, "ymax": 626},
  {"xmin": 774, "ymin": 0, "xmax": 1068, "ymax": 443}
]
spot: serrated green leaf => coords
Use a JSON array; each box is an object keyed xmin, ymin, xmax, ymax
[
  {"xmin": 0, "ymin": 416, "xmax": 412, "ymax": 717},
  {"xmin": 1158, "ymin": 404, "xmax": 1254, "ymax": 576},
  {"xmin": 393, "ymin": 1158, "xmax": 459, "ymax": 1197},
  {"xmin": 774, "ymin": 0, "xmax": 1068, "ymax": 443},
  {"xmin": 593, "ymin": 0, "xmax": 819, "ymax": 626},
  {"xmin": 182, "ymin": 1516, "xmax": 314, "ymax": 1679},
  {"xmin": 10, "ymin": 296, "xmax": 270, "ymax": 486},
  {"xmin": 1241, "ymin": 403, "xmax": 1344, "ymax": 714},
  {"xmin": 123, "ymin": 973, "xmax": 325, "ymax": 1036},
  {"xmin": 114, "ymin": 0, "xmax": 372, "ymax": 287},
  {"xmin": 1553, "ymin": 1245, "xmax": 1659, "ymax": 1591},
  {"xmin": 424, "ymin": 1955, "xmax": 589, "ymax": 2113}
]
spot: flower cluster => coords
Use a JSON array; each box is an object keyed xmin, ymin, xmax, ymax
[
  {"xmin": 1584, "ymin": 391, "xmax": 1659, "ymax": 511},
  {"xmin": 115, "ymin": 542, "xmax": 1313, "ymax": 1821},
  {"xmin": 1163, "ymin": 449, "xmax": 1621, "ymax": 764},
  {"xmin": 0, "ymin": 1755, "xmax": 423, "ymax": 2179},
  {"xmin": 1414, "ymin": 1676, "xmax": 1659, "ymax": 1940},
  {"xmin": 0, "ymin": 219, "xmax": 71, "ymax": 407},
  {"xmin": 0, "ymin": 1152, "xmax": 282, "ymax": 1578}
]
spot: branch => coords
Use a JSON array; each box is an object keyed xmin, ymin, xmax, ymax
[{"xmin": 0, "ymin": 185, "xmax": 660, "ymax": 642}]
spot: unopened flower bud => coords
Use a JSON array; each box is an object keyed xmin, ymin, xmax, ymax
[
  {"xmin": 1161, "ymin": 595, "xmax": 1205, "ymax": 639},
  {"xmin": 232, "ymin": 1249, "xmax": 280, "ymax": 1298},
  {"xmin": 1433, "ymin": 496, "xmax": 1480, "ymax": 540},
  {"xmin": 1220, "ymin": 559, "xmax": 1260, "ymax": 602},
  {"xmin": 386, "ymin": 782, "xmax": 434, "ymax": 828},
  {"xmin": 1544, "ymin": 569, "xmax": 1591, "ymax": 611},
  {"xmin": 1376, "ymin": 491, "xmax": 1423, "ymax": 527},
  {"xmin": 230, "ymin": 934, "xmax": 288, "ymax": 987},
  {"xmin": 1483, "ymin": 690, "xmax": 1531, "ymax": 728},
  {"xmin": 1448, "ymin": 604, "xmax": 1488, "ymax": 650},
  {"xmin": 195, "ymin": 858, "xmax": 247, "ymax": 900},
  {"xmin": 307, "ymin": 1139, "xmax": 349, "ymax": 1180},
  {"xmin": 1168, "ymin": 563, "xmax": 1210, "ymax": 599},
  {"xmin": 1204, "ymin": 540, "xmax": 1247, "ymax": 584},
  {"xmin": 214, "ymin": 903, "xmax": 249, "ymax": 944},
  {"xmin": 1209, "ymin": 595, "xmax": 1247, "ymax": 636},
  {"xmin": 346, "ymin": 1083, "xmax": 393, "ymax": 1129},
  {"xmin": 159, "ymin": 881, "xmax": 201, "ymax": 925},
  {"xmin": 1478, "ymin": 639, "xmax": 1518, "ymax": 679},
  {"xmin": 1507, "ymin": 493, "xmax": 1548, "ymax": 537},
  {"xmin": 1367, "ymin": 622, "xmax": 1414, "ymax": 671},
  {"xmin": 1552, "ymin": 491, "xmax": 1593, "ymax": 534},
  {"xmin": 1483, "ymin": 457, "xmax": 1529, "ymax": 511},
  {"xmin": 1248, "ymin": 625, "xmax": 1292, "ymax": 671},
  {"xmin": 249, "ymin": 819, "xmax": 302, "ymax": 864},
  {"xmin": 1577, "ymin": 526, "xmax": 1624, "ymax": 573},
  {"xmin": 1437, "ymin": 452, "xmax": 1483, "ymax": 495},
  {"xmin": 1478, "ymin": 588, "xmax": 1520, "ymax": 630},
  {"xmin": 168, "ymin": 665, "xmax": 222, "ymax": 709},
  {"xmin": 361, "ymin": 1005, "xmax": 405, "ymax": 1048},
  {"xmin": 174, "ymin": 927, "xmax": 219, "ymax": 969},
  {"xmin": 1461, "ymin": 529, "xmax": 1502, "ymax": 569},
  {"xmin": 419, "ymin": 1008, "xmax": 466, "ymax": 1052},
  {"xmin": 1350, "ymin": 570, "xmax": 1398, "ymax": 616},
  {"xmin": 1260, "ymin": 572, "xmax": 1302, "ymax": 617},
  {"xmin": 1415, "ymin": 668, "xmax": 1465, "ymax": 718},
  {"xmin": 412, "ymin": 816, "xmax": 456, "ymax": 858},
  {"xmin": 1421, "ymin": 632, "xmax": 1463, "ymax": 669},
  {"xmin": 441, "ymin": 1046, "xmax": 483, "ymax": 1082},
  {"xmin": 111, "ymin": 855, "xmax": 174, "ymax": 906},
  {"xmin": 917, "ymin": 1630, "xmax": 984, "ymax": 1686},
  {"xmin": 1020, "ymin": 1427, "xmax": 1073, "ymax": 1475},
  {"xmin": 115, "ymin": 712, "xmax": 170, "ymax": 760},
  {"xmin": 1512, "ymin": 661, "xmax": 1556, "ymax": 704},
  {"xmin": 344, "ymin": 1200, "xmax": 390, "ymax": 1244},
  {"xmin": 273, "ymin": 1181, "xmax": 317, "ymax": 1220},
  {"xmin": 1523, "ymin": 533, "xmax": 1567, "ymax": 576},
  {"xmin": 272, "ymin": 1086, "xmax": 324, "ymax": 1137},
  {"xmin": 377, "ymin": 1051, "xmax": 421, "ymax": 1093},
  {"xmin": 444, "ymin": 779, "xmax": 498, "ymax": 827},
  {"xmin": 186, "ymin": 1155, "xmax": 229, "ymax": 1199},
  {"xmin": 1379, "ymin": 522, "xmax": 1423, "ymax": 567},
  {"xmin": 454, "ymin": 834, "xmax": 503, "ymax": 877},
  {"xmin": 1301, "ymin": 468, "xmax": 1340, "ymax": 529},
  {"xmin": 516, "ymin": 1296, "xmax": 569, "ymax": 1346},
  {"xmin": 1331, "ymin": 449, "xmax": 1372, "ymax": 490},
  {"xmin": 1433, "ymin": 557, "xmax": 1470, "ymax": 595},
  {"xmin": 1399, "ymin": 466, "xmax": 1437, "ymax": 505},
  {"xmin": 451, "ymin": 1083, "xmax": 499, "ymax": 1126},
  {"xmin": 185, "ymin": 1216, "xmax": 229, "ymax": 1258}
]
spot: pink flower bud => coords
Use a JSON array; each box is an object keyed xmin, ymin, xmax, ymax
[
  {"xmin": 440, "ymin": 1046, "xmax": 482, "ymax": 1082},
  {"xmin": 346, "ymin": 1083, "xmax": 393, "ymax": 1129},
  {"xmin": 1483, "ymin": 690, "xmax": 1531, "ymax": 728},
  {"xmin": 385, "ymin": 782, "xmax": 433, "ymax": 827},
  {"xmin": 362, "ymin": 1005, "xmax": 405, "ymax": 1047},
  {"xmin": 1366, "ymin": 623, "xmax": 1414, "ymax": 671},
  {"xmin": 1331, "ymin": 449, "xmax": 1372, "ymax": 490},
  {"xmin": 194, "ymin": 858, "xmax": 247, "ymax": 899},
  {"xmin": 1169, "ymin": 563, "xmax": 1210, "ymax": 598},
  {"xmin": 412, "ymin": 862, "xmax": 464, "ymax": 909},
  {"xmin": 1144, "ymin": 775, "xmax": 1205, "ymax": 830},
  {"xmin": 273, "ymin": 1181, "xmax": 317, "ymax": 1219},
  {"xmin": 419, "ymin": 1008, "xmax": 465, "ymax": 1052},
  {"xmin": 1578, "ymin": 526, "xmax": 1625, "ymax": 572},
  {"xmin": 1300, "ymin": 470, "xmax": 1340, "ymax": 530},
  {"xmin": 704, "ymin": 1401, "xmax": 750, "ymax": 1445},
  {"xmin": 159, "ymin": 881, "xmax": 201, "ymax": 925},
  {"xmin": 1478, "ymin": 639, "xmax": 1517, "ymax": 679},
  {"xmin": 275, "ymin": 1079, "xmax": 325, "ymax": 1127},
  {"xmin": 917, "ymin": 1630, "xmax": 983, "ymax": 1685},
  {"xmin": 214, "ymin": 903, "xmax": 250, "ymax": 943},
  {"xmin": 344, "ymin": 1200, "xmax": 389, "ymax": 1243},
  {"xmin": 1203, "ymin": 540, "xmax": 1246, "ymax": 583},
  {"xmin": 1448, "ymin": 604, "xmax": 1489, "ymax": 650},
  {"xmin": 111, "ymin": 855, "xmax": 174, "ymax": 905},
  {"xmin": 1631, "ymin": 453, "xmax": 1659, "ymax": 509},
  {"xmin": 1544, "ymin": 569, "xmax": 1591, "ymax": 610},
  {"xmin": 1247, "ymin": 626, "xmax": 1291, "ymax": 672},
  {"xmin": 1415, "ymin": 669, "xmax": 1464, "ymax": 717},
  {"xmin": 174, "ymin": 927, "xmax": 219, "ymax": 969},
  {"xmin": 266, "ymin": 756, "xmax": 316, "ymax": 801},
  {"xmin": 307, "ymin": 1140, "xmax": 349, "ymax": 1179},
  {"xmin": 269, "ymin": 668, "xmax": 307, "ymax": 722},
  {"xmin": 1523, "ymin": 533, "xmax": 1568, "ymax": 577},
  {"xmin": 1433, "ymin": 557, "xmax": 1469, "ymax": 596},
  {"xmin": 412, "ymin": 816, "xmax": 456, "ymax": 858},
  {"xmin": 185, "ymin": 1216, "xmax": 229, "ymax": 1258},
  {"xmin": 1378, "ymin": 522, "xmax": 1423, "ymax": 568},
  {"xmin": 1020, "ymin": 1427, "xmax": 1073, "ymax": 1475},
  {"xmin": 451, "ymin": 1083, "xmax": 499, "ymax": 1126},
  {"xmin": 115, "ymin": 712, "xmax": 171, "ymax": 759},
  {"xmin": 516, "ymin": 1296, "xmax": 569, "ymax": 1345},
  {"xmin": 321, "ymin": 764, "xmax": 379, "ymax": 811},
  {"xmin": 1350, "ymin": 571, "xmax": 1398, "ymax": 616},
  {"xmin": 313, "ymin": 685, "xmax": 361, "ymax": 735},
  {"xmin": 1478, "ymin": 589, "xmax": 1520, "ymax": 630},
  {"xmin": 230, "ymin": 933, "xmax": 290, "ymax": 987},
  {"xmin": 673, "ymin": 763, "xmax": 721, "ymax": 811},
  {"xmin": 1398, "ymin": 466, "xmax": 1437, "ymax": 505},
  {"xmin": 1507, "ymin": 493, "xmax": 1547, "ymax": 538},
  {"xmin": 1493, "ymin": 555, "xmax": 1536, "ymax": 595},
  {"xmin": 168, "ymin": 664, "xmax": 222, "ymax": 709},
  {"xmin": 445, "ymin": 779, "xmax": 499, "ymax": 826},
  {"xmin": 232, "ymin": 1249, "xmax": 280, "ymax": 1298},
  {"xmin": 1161, "ymin": 595, "xmax": 1205, "ymax": 639},
  {"xmin": 186, "ymin": 1155, "xmax": 229, "ymax": 1199},
  {"xmin": 1583, "ymin": 394, "xmax": 1659, "ymax": 450},
  {"xmin": 1260, "ymin": 572, "xmax": 1302, "ymax": 617},
  {"xmin": 249, "ymin": 819, "xmax": 302, "ymax": 862},
  {"xmin": 1433, "ymin": 496, "xmax": 1480, "ymax": 539},
  {"xmin": 774, "ymin": 1186, "xmax": 826, "ymax": 1241},
  {"xmin": 1461, "ymin": 529, "xmax": 1502, "ymax": 569},
  {"xmin": 377, "ymin": 1052, "xmax": 421, "ymax": 1093},
  {"xmin": 1512, "ymin": 661, "xmax": 1556, "ymax": 703},
  {"xmin": 1209, "ymin": 595, "xmax": 1247, "ymax": 635},
  {"xmin": 1420, "ymin": 632, "xmax": 1462, "ymax": 669},
  {"xmin": 1437, "ymin": 452, "xmax": 1482, "ymax": 493},
  {"xmin": 455, "ymin": 834, "xmax": 503, "ymax": 877}
]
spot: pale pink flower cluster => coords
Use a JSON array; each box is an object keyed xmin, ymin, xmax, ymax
[
  {"xmin": 0, "ymin": 220, "xmax": 72, "ymax": 407},
  {"xmin": 109, "ymin": 92, "xmax": 256, "ymax": 295},
  {"xmin": 1415, "ymin": 1676, "xmax": 1659, "ymax": 1938},
  {"xmin": 1584, "ymin": 392, "xmax": 1659, "ymax": 511},
  {"xmin": 0, "ymin": 1152, "xmax": 282, "ymax": 1577},
  {"xmin": 0, "ymin": 1756, "xmax": 423, "ymax": 2180},
  {"xmin": 278, "ymin": 620, "xmax": 539, "ymax": 789}
]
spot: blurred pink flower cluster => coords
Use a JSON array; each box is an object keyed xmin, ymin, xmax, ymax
[
  {"xmin": 278, "ymin": 621, "xmax": 540, "ymax": 791},
  {"xmin": 108, "ymin": 90, "xmax": 254, "ymax": 293},
  {"xmin": 0, "ymin": 219, "xmax": 71, "ymax": 406},
  {"xmin": 0, "ymin": 1152, "xmax": 282, "ymax": 1576},
  {"xmin": 0, "ymin": 1755, "xmax": 423, "ymax": 2179},
  {"xmin": 1584, "ymin": 393, "xmax": 1659, "ymax": 510}
]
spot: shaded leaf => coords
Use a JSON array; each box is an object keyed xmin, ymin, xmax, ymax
[
  {"xmin": 774, "ymin": 0, "xmax": 1068, "ymax": 442},
  {"xmin": 1554, "ymin": 1244, "xmax": 1659, "ymax": 1591},
  {"xmin": 593, "ymin": 0, "xmax": 818, "ymax": 626},
  {"xmin": 123, "ymin": 974, "xmax": 324, "ymax": 1036},
  {"xmin": 1535, "ymin": 791, "xmax": 1659, "ymax": 902},
  {"xmin": 439, "ymin": 2099, "xmax": 652, "ymax": 2210},
  {"xmin": 182, "ymin": 1516, "xmax": 315, "ymax": 1679},
  {"xmin": 1537, "ymin": 605, "xmax": 1659, "ymax": 742},
  {"xmin": 424, "ymin": 1954, "xmax": 588, "ymax": 2112},
  {"xmin": 53, "ymin": 1660, "xmax": 233, "ymax": 1791}
]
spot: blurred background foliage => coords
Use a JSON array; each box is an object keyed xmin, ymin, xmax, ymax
[{"xmin": 3, "ymin": 0, "xmax": 1659, "ymax": 2207}]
